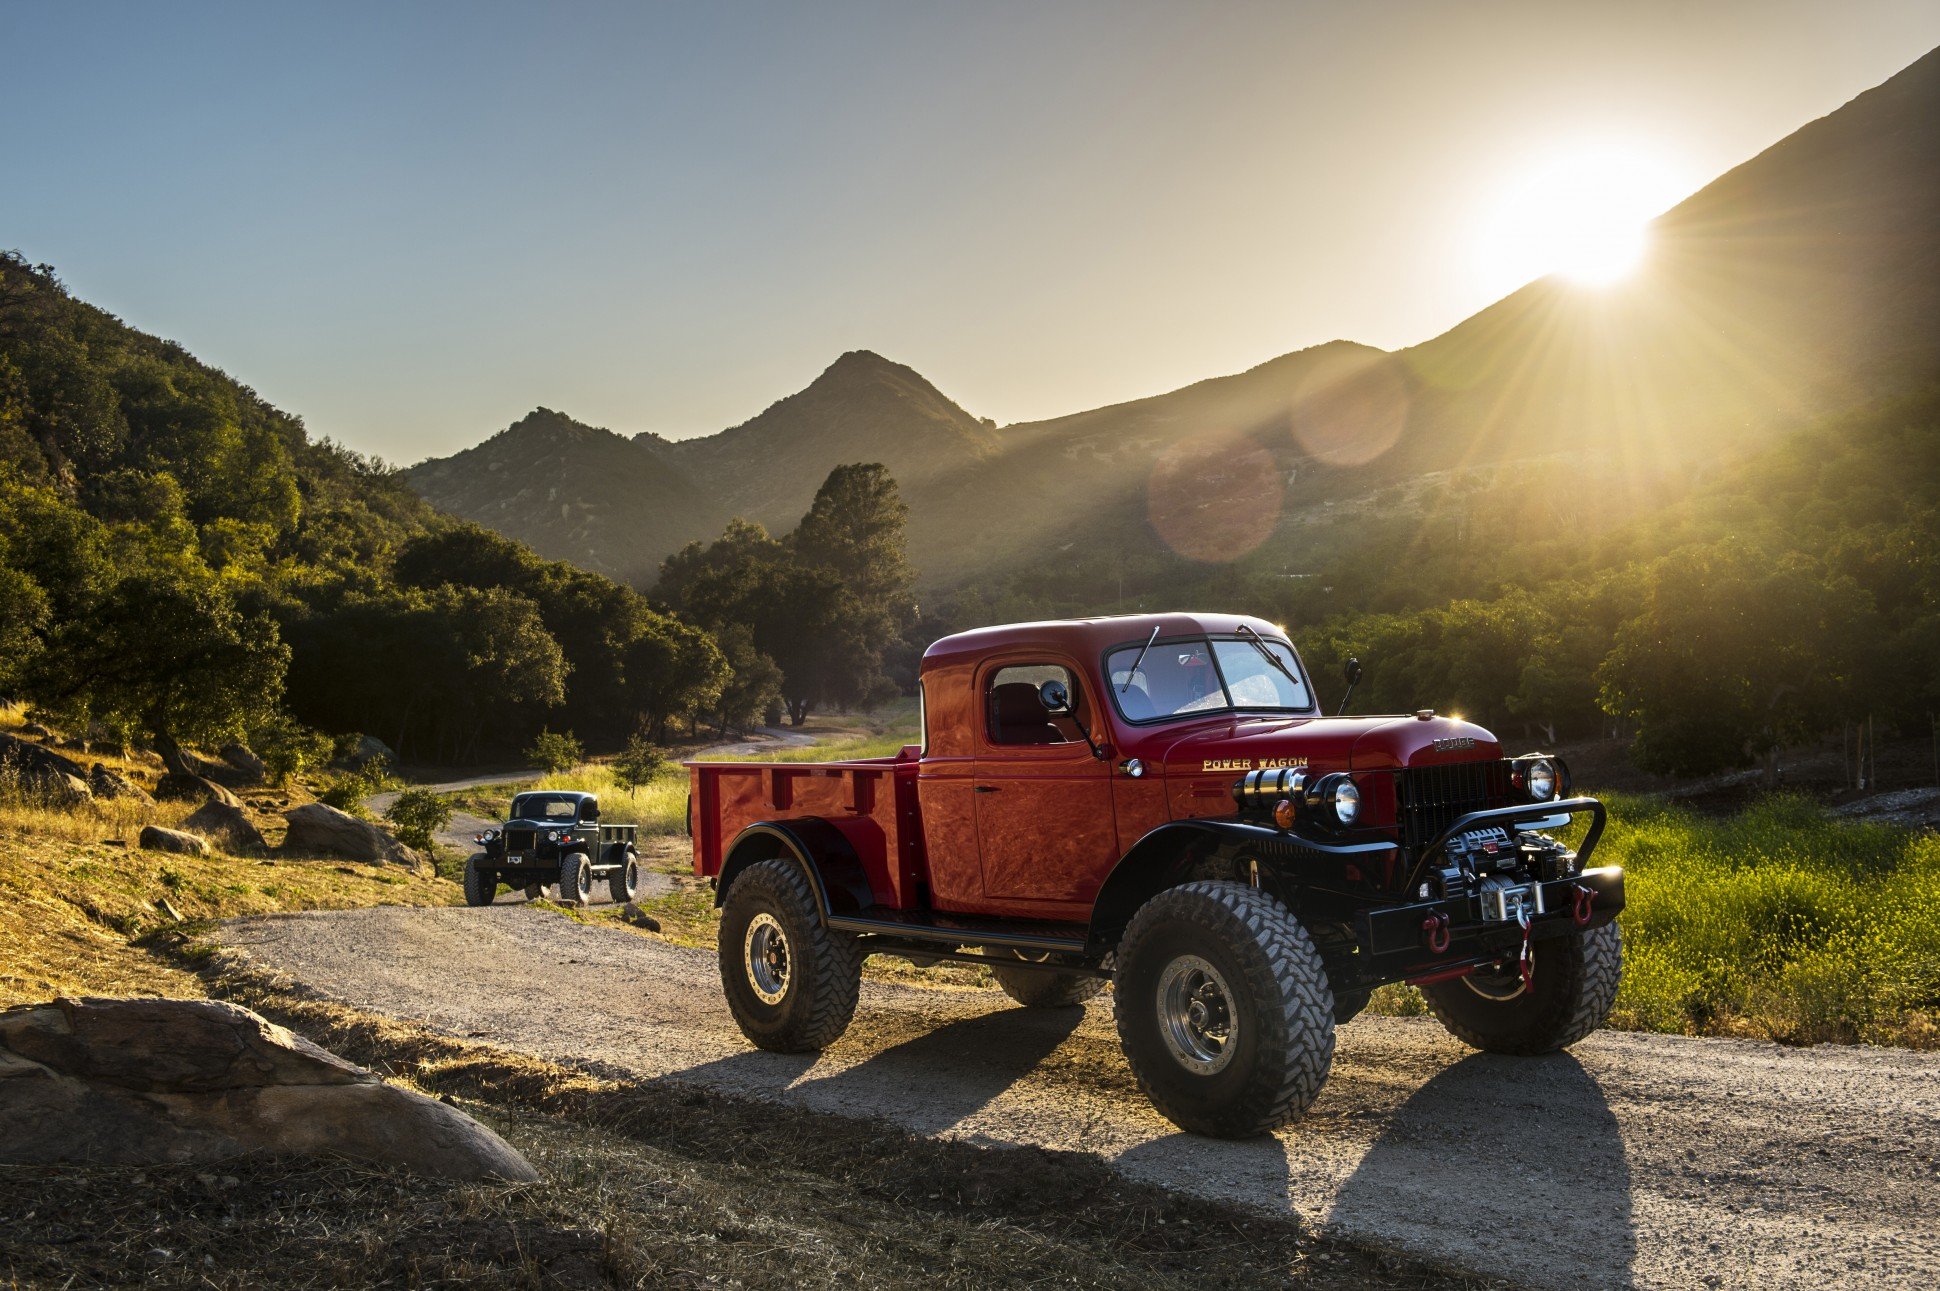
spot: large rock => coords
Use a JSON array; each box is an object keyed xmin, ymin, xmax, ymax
[
  {"xmin": 218, "ymin": 743, "xmax": 269, "ymax": 785},
  {"xmin": 282, "ymin": 802, "xmax": 422, "ymax": 869},
  {"xmin": 89, "ymin": 762, "xmax": 155, "ymax": 805},
  {"xmin": 0, "ymin": 997, "xmax": 537, "ymax": 1182},
  {"xmin": 339, "ymin": 734, "xmax": 396, "ymax": 773},
  {"xmin": 0, "ymin": 732, "xmax": 92, "ymax": 802},
  {"xmin": 138, "ymin": 825, "xmax": 211, "ymax": 856},
  {"xmin": 156, "ymin": 772, "xmax": 244, "ymax": 808},
  {"xmin": 182, "ymin": 800, "xmax": 268, "ymax": 853}
]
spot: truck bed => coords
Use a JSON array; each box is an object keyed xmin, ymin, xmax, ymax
[{"xmin": 687, "ymin": 747, "xmax": 924, "ymax": 908}]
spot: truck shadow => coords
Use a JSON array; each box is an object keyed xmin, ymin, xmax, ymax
[
  {"xmin": 662, "ymin": 1005, "xmax": 1086, "ymax": 1136},
  {"xmin": 1328, "ymin": 1050, "xmax": 1636, "ymax": 1288}
]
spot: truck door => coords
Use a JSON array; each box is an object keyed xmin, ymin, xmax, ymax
[{"xmin": 972, "ymin": 661, "xmax": 1118, "ymax": 913}]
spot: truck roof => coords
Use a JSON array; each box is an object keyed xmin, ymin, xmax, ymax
[{"xmin": 921, "ymin": 612, "xmax": 1288, "ymax": 670}]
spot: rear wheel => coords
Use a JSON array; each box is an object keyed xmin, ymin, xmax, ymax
[
  {"xmin": 607, "ymin": 850, "xmax": 640, "ymax": 904},
  {"xmin": 462, "ymin": 854, "xmax": 496, "ymax": 907},
  {"xmin": 558, "ymin": 852, "xmax": 593, "ymax": 905},
  {"xmin": 523, "ymin": 883, "xmax": 545, "ymax": 900},
  {"xmin": 1114, "ymin": 881, "xmax": 1336, "ymax": 1138},
  {"xmin": 1421, "ymin": 922, "xmax": 1622, "ymax": 1055},
  {"xmin": 985, "ymin": 947, "xmax": 1106, "ymax": 1008},
  {"xmin": 719, "ymin": 858, "xmax": 862, "ymax": 1052}
]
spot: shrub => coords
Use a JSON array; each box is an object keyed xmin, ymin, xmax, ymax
[
  {"xmin": 527, "ymin": 729, "xmax": 583, "ymax": 774},
  {"xmin": 315, "ymin": 776, "xmax": 371, "ymax": 817},
  {"xmin": 250, "ymin": 714, "xmax": 333, "ymax": 787},
  {"xmin": 613, "ymin": 734, "xmax": 667, "ymax": 790},
  {"xmin": 384, "ymin": 788, "xmax": 453, "ymax": 852}
]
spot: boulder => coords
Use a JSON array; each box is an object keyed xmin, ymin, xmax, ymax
[
  {"xmin": 19, "ymin": 722, "xmax": 55, "ymax": 739},
  {"xmin": 218, "ymin": 743, "xmax": 269, "ymax": 785},
  {"xmin": 156, "ymin": 772, "xmax": 245, "ymax": 808},
  {"xmin": 182, "ymin": 800, "xmax": 268, "ymax": 853},
  {"xmin": 138, "ymin": 825, "xmax": 211, "ymax": 856},
  {"xmin": 282, "ymin": 802, "xmax": 422, "ymax": 869},
  {"xmin": 340, "ymin": 734, "xmax": 396, "ymax": 772},
  {"xmin": 0, "ymin": 732, "xmax": 93, "ymax": 802},
  {"xmin": 88, "ymin": 762, "xmax": 155, "ymax": 805},
  {"xmin": 0, "ymin": 997, "xmax": 537, "ymax": 1183}
]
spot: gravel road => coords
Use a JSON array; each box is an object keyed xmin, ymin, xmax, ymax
[{"xmin": 221, "ymin": 905, "xmax": 1940, "ymax": 1290}]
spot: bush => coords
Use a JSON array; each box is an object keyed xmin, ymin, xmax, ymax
[
  {"xmin": 384, "ymin": 788, "xmax": 452, "ymax": 852},
  {"xmin": 613, "ymin": 734, "xmax": 667, "ymax": 790},
  {"xmin": 315, "ymin": 776, "xmax": 371, "ymax": 817},
  {"xmin": 527, "ymin": 729, "xmax": 583, "ymax": 775},
  {"xmin": 250, "ymin": 714, "xmax": 333, "ymax": 787}
]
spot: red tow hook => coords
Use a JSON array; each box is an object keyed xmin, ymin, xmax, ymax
[
  {"xmin": 1421, "ymin": 912, "xmax": 1451, "ymax": 954},
  {"xmin": 1571, "ymin": 882, "xmax": 1596, "ymax": 928}
]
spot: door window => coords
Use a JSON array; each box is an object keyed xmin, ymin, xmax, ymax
[{"xmin": 985, "ymin": 664, "xmax": 1083, "ymax": 746}]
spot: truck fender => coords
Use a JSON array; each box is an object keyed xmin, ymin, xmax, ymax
[
  {"xmin": 714, "ymin": 819, "xmax": 875, "ymax": 921},
  {"xmin": 1089, "ymin": 819, "xmax": 1397, "ymax": 944}
]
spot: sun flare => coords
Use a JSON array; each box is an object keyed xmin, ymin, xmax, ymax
[{"xmin": 1475, "ymin": 141, "xmax": 1693, "ymax": 290}]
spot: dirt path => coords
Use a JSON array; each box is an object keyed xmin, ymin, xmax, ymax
[{"xmin": 220, "ymin": 906, "xmax": 1940, "ymax": 1291}]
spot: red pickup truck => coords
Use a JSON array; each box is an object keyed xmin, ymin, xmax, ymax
[{"xmin": 688, "ymin": 613, "xmax": 1623, "ymax": 1137}]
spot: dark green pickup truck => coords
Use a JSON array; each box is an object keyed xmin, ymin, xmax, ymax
[{"xmin": 463, "ymin": 790, "xmax": 640, "ymax": 906}]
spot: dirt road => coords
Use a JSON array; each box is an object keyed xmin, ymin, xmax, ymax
[{"xmin": 221, "ymin": 905, "xmax": 1940, "ymax": 1290}]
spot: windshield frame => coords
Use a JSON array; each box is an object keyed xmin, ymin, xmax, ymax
[{"xmin": 1099, "ymin": 632, "xmax": 1319, "ymax": 727}]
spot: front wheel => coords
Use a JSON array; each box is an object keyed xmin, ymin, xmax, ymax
[
  {"xmin": 558, "ymin": 852, "xmax": 593, "ymax": 905},
  {"xmin": 719, "ymin": 858, "xmax": 862, "ymax": 1052},
  {"xmin": 1114, "ymin": 881, "xmax": 1336, "ymax": 1138},
  {"xmin": 1421, "ymin": 922, "xmax": 1622, "ymax": 1055},
  {"xmin": 607, "ymin": 850, "xmax": 640, "ymax": 904},
  {"xmin": 462, "ymin": 854, "xmax": 496, "ymax": 907}
]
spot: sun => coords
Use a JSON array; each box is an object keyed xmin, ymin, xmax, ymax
[{"xmin": 1474, "ymin": 141, "xmax": 1693, "ymax": 291}]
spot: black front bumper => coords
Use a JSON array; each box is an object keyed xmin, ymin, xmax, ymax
[{"xmin": 1356, "ymin": 864, "xmax": 1624, "ymax": 978}]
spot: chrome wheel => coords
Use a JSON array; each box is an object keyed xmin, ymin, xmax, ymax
[
  {"xmin": 744, "ymin": 912, "xmax": 791, "ymax": 1005},
  {"xmin": 1156, "ymin": 954, "xmax": 1238, "ymax": 1074}
]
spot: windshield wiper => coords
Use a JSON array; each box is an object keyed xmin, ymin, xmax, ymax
[
  {"xmin": 1237, "ymin": 624, "xmax": 1303, "ymax": 695},
  {"xmin": 1120, "ymin": 625, "xmax": 1160, "ymax": 693}
]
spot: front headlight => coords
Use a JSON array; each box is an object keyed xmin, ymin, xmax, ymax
[
  {"xmin": 1333, "ymin": 777, "xmax": 1361, "ymax": 825},
  {"xmin": 546, "ymin": 829, "xmax": 561, "ymax": 842},
  {"xmin": 1525, "ymin": 758, "xmax": 1558, "ymax": 802}
]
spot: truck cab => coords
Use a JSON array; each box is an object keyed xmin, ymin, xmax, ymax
[{"xmin": 689, "ymin": 613, "xmax": 1624, "ymax": 1137}]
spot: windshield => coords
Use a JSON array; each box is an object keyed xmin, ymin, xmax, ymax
[
  {"xmin": 1106, "ymin": 635, "xmax": 1314, "ymax": 723},
  {"xmin": 510, "ymin": 794, "xmax": 579, "ymax": 822}
]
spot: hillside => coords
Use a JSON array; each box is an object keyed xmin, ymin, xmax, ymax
[
  {"xmin": 406, "ymin": 407, "xmax": 723, "ymax": 584},
  {"xmin": 403, "ymin": 46, "xmax": 1940, "ymax": 591}
]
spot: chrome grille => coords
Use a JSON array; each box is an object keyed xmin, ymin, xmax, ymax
[
  {"xmin": 504, "ymin": 827, "xmax": 536, "ymax": 853},
  {"xmin": 1395, "ymin": 760, "xmax": 1515, "ymax": 849}
]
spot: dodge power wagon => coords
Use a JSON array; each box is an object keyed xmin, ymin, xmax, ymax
[
  {"xmin": 686, "ymin": 614, "xmax": 1623, "ymax": 1137},
  {"xmin": 465, "ymin": 790, "xmax": 641, "ymax": 906}
]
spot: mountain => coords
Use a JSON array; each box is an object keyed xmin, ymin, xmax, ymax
[
  {"xmin": 662, "ymin": 349, "xmax": 999, "ymax": 531},
  {"xmin": 406, "ymin": 408, "xmax": 724, "ymax": 584},
  {"xmin": 406, "ymin": 45, "xmax": 1940, "ymax": 590}
]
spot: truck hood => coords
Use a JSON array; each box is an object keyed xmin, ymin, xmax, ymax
[{"xmin": 1151, "ymin": 713, "xmax": 1503, "ymax": 776}]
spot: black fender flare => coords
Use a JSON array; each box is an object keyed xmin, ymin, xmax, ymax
[
  {"xmin": 1088, "ymin": 818, "xmax": 1397, "ymax": 945},
  {"xmin": 714, "ymin": 819, "xmax": 875, "ymax": 920}
]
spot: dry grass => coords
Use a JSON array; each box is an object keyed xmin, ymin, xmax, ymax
[
  {"xmin": 35, "ymin": 948, "xmax": 1479, "ymax": 1291},
  {"xmin": 0, "ymin": 811, "xmax": 457, "ymax": 1008}
]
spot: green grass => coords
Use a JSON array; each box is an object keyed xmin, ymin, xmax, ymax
[{"xmin": 1372, "ymin": 792, "xmax": 1940, "ymax": 1047}]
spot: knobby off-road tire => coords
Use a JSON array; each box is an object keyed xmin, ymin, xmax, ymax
[
  {"xmin": 719, "ymin": 858, "xmax": 863, "ymax": 1052},
  {"xmin": 1114, "ymin": 881, "xmax": 1336, "ymax": 1138},
  {"xmin": 1422, "ymin": 922, "xmax": 1622, "ymax": 1055},
  {"xmin": 462, "ymin": 854, "xmax": 496, "ymax": 907},
  {"xmin": 607, "ymin": 850, "xmax": 640, "ymax": 904},
  {"xmin": 523, "ymin": 884, "xmax": 546, "ymax": 900},
  {"xmin": 558, "ymin": 852, "xmax": 594, "ymax": 905},
  {"xmin": 984, "ymin": 947, "xmax": 1107, "ymax": 1008}
]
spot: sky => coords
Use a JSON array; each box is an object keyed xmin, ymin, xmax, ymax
[{"xmin": 3, "ymin": 1, "xmax": 1938, "ymax": 461}]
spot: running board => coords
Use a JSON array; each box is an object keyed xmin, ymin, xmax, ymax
[{"xmin": 825, "ymin": 910, "xmax": 1090, "ymax": 956}]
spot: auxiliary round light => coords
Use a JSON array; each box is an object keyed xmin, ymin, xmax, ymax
[
  {"xmin": 1526, "ymin": 759, "xmax": 1558, "ymax": 802},
  {"xmin": 1272, "ymin": 798, "xmax": 1297, "ymax": 830}
]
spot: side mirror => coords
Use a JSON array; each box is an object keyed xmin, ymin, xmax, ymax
[
  {"xmin": 1344, "ymin": 657, "xmax": 1363, "ymax": 687},
  {"xmin": 1038, "ymin": 679, "xmax": 1072, "ymax": 714}
]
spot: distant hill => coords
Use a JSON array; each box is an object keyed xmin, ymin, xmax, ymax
[
  {"xmin": 405, "ymin": 45, "xmax": 1940, "ymax": 589},
  {"xmin": 662, "ymin": 349, "xmax": 999, "ymax": 532},
  {"xmin": 406, "ymin": 408, "xmax": 724, "ymax": 584}
]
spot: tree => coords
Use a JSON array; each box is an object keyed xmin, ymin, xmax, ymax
[
  {"xmin": 712, "ymin": 624, "xmax": 784, "ymax": 733},
  {"xmin": 1599, "ymin": 543, "xmax": 1873, "ymax": 781},
  {"xmin": 25, "ymin": 572, "xmax": 289, "ymax": 770},
  {"xmin": 527, "ymin": 729, "xmax": 583, "ymax": 774}
]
